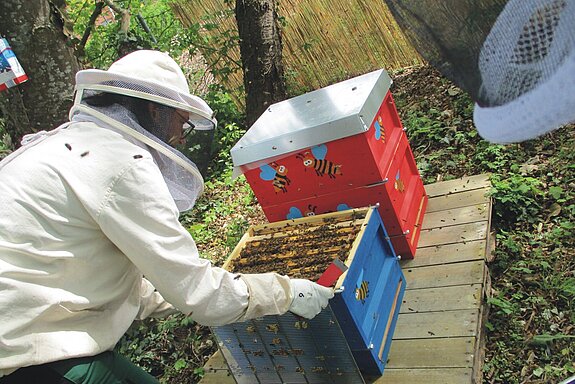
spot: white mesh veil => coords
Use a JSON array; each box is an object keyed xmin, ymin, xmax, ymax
[
  {"xmin": 474, "ymin": 0, "xmax": 575, "ymax": 143},
  {"xmin": 71, "ymin": 102, "xmax": 204, "ymax": 212},
  {"xmin": 384, "ymin": 0, "xmax": 575, "ymax": 143},
  {"xmin": 70, "ymin": 50, "xmax": 218, "ymax": 212}
]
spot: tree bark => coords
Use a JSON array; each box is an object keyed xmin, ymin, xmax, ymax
[
  {"xmin": 0, "ymin": 0, "xmax": 80, "ymax": 146},
  {"xmin": 235, "ymin": 0, "xmax": 287, "ymax": 128}
]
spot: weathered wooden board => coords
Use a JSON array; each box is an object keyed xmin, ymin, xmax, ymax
[
  {"xmin": 403, "ymin": 240, "xmax": 485, "ymax": 268},
  {"xmin": 200, "ymin": 351, "xmax": 234, "ymax": 384},
  {"xmin": 394, "ymin": 309, "xmax": 480, "ymax": 339},
  {"xmin": 422, "ymin": 203, "xmax": 489, "ymax": 229},
  {"xmin": 375, "ymin": 175, "xmax": 492, "ymax": 384},
  {"xmin": 402, "ymin": 260, "xmax": 485, "ymax": 290},
  {"xmin": 373, "ymin": 368, "xmax": 473, "ymax": 384},
  {"xmin": 384, "ymin": 337, "xmax": 476, "ymax": 368},
  {"xmin": 400, "ymin": 284, "xmax": 483, "ymax": 313},
  {"xmin": 426, "ymin": 188, "xmax": 490, "ymax": 213},
  {"xmin": 418, "ymin": 221, "xmax": 488, "ymax": 248},
  {"xmin": 424, "ymin": 174, "xmax": 491, "ymax": 198},
  {"xmin": 200, "ymin": 174, "xmax": 493, "ymax": 384}
]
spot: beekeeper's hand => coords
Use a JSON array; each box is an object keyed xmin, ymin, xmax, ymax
[{"xmin": 289, "ymin": 279, "xmax": 334, "ymax": 319}]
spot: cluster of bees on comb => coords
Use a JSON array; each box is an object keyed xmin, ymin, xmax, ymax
[{"xmin": 229, "ymin": 211, "xmax": 366, "ymax": 282}]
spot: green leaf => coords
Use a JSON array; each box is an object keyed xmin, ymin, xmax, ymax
[
  {"xmin": 174, "ymin": 359, "xmax": 188, "ymax": 371},
  {"xmin": 549, "ymin": 186, "xmax": 563, "ymax": 199},
  {"xmin": 487, "ymin": 297, "xmax": 515, "ymax": 314},
  {"xmin": 529, "ymin": 333, "xmax": 575, "ymax": 347}
]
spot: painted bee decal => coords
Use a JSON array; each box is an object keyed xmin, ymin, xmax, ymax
[
  {"xmin": 296, "ymin": 144, "xmax": 342, "ymax": 179},
  {"xmin": 286, "ymin": 204, "xmax": 317, "ymax": 220},
  {"xmin": 355, "ymin": 269, "xmax": 369, "ymax": 303},
  {"xmin": 285, "ymin": 203, "xmax": 350, "ymax": 220},
  {"xmin": 355, "ymin": 280, "xmax": 369, "ymax": 303},
  {"xmin": 394, "ymin": 170, "xmax": 405, "ymax": 192},
  {"xmin": 374, "ymin": 115, "xmax": 385, "ymax": 142},
  {"xmin": 259, "ymin": 162, "xmax": 291, "ymax": 193}
]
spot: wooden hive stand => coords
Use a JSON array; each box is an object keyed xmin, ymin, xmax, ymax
[{"xmin": 199, "ymin": 174, "xmax": 493, "ymax": 384}]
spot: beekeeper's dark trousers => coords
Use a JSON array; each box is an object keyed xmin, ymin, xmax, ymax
[{"xmin": 0, "ymin": 351, "xmax": 159, "ymax": 384}]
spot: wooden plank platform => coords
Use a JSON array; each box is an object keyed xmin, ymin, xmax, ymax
[{"xmin": 199, "ymin": 174, "xmax": 493, "ymax": 384}]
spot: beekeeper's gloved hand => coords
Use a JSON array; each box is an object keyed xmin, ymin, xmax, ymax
[{"xmin": 289, "ymin": 279, "xmax": 334, "ymax": 319}]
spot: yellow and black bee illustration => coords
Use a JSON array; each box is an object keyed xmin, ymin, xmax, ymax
[
  {"xmin": 374, "ymin": 115, "xmax": 386, "ymax": 142},
  {"xmin": 355, "ymin": 280, "xmax": 369, "ymax": 303},
  {"xmin": 260, "ymin": 162, "xmax": 291, "ymax": 193},
  {"xmin": 304, "ymin": 204, "xmax": 317, "ymax": 217},
  {"xmin": 296, "ymin": 144, "xmax": 342, "ymax": 179},
  {"xmin": 394, "ymin": 170, "xmax": 405, "ymax": 192}
]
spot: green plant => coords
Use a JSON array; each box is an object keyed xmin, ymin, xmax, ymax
[
  {"xmin": 116, "ymin": 314, "xmax": 214, "ymax": 383},
  {"xmin": 490, "ymin": 174, "xmax": 545, "ymax": 226}
]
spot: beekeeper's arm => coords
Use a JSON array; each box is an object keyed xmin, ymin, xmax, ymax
[
  {"xmin": 136, "ymin": 278, "xmax": 178, "ymax": 320},
  {"xmin": 98, "ymin": 157, "xmax": 332, "ymax": 325}
]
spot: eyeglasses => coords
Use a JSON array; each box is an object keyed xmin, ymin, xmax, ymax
[{"xmin": 182, "ymin": 120, "xmax": 196, "ymax": 140}]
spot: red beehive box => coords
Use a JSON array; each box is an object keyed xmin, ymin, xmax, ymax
[
  {"xmin": 231, "ymin": 69, "xmax": 428, "ymax": 259},
  {"xmin": 258, "ymin": 135, "xmax": 428, "ymax": 259}
]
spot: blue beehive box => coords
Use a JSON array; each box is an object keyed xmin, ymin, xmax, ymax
[{"xmin": 213, "ymin": 206, "xmax": 405, "ymax": 381}]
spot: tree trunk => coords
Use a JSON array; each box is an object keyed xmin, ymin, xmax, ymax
[
  {"xmin": 0, "ymin": 0, "xmax": 80, "ymax": 146},
  {"xmin": 235, "ymin": 0, "xmax": 287, "ymax": 128}
]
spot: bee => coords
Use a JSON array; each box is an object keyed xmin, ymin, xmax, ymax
[
  {"xmin": 296, "ymin": 144, "xmax": 342, "ymax": 179},
  {"xmin": 355, "ymin": 280, "xmax": 369, "ymax": 303},
  {"xmin": 259, "ymin": 162, "xmax": 290, "ymax": 193},
  {"xmin": 395, "ymin": 170, "xmax": 405, "ymax": 192},
  {"xmin": 374, "ymin": 115, "xmax": 386, "ymax": 142},
  {"xmin": 266, "ymin": 324, "xmax": 280, "ymax": 333},
  {"xmin": 304, "ymin": 204, "xmax": 317, "ymax": 217},
  {"xmin": 294, "ymin": 321, "xmax": 309, "ymax": 329},
  {"xmin": 286, "ymin": 204, "xmax": 317, "ymax": 220},
  {"xmin": 291, "ymin": 349, "xmax": 304, "ymax": 356}
]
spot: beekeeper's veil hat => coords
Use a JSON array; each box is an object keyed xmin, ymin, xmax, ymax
[
  {"xmin": 71, "ymin": 50, "xmax": 217, "ymax": 211},
  {"xmin": 385, "ymin": 0, "xmax": 575, "ymax": 143}
]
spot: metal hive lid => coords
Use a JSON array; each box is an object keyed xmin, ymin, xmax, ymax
[{"xmin": 231, "ymin": 69, "xmax": 392, "ymax": 172}]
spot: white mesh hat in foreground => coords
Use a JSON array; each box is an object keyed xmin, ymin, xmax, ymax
[
  {"xmin": 385, "ymin": 0, "xmax": 575, "ymax": 144},
  {"xmin": 475, "ymin": 0, "xmax": 575, "ymax": 143}
]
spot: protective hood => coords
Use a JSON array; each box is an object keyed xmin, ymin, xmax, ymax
[
  {"xmin": 69, "ymin": 50, "xmax": 217, "ymax": 211},
  {"xmin": 71, "ymin": 103, "xmax": 204, "ymax": 212}
]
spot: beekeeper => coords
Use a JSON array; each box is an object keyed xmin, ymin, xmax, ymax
[{"xmin": 0, "ymin": 50, "xmax": 334, "ymax": 383}]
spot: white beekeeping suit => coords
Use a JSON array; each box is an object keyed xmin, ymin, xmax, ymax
[{"xmin": 0, "ymin": 50, "xmax": 332, "ymax": 377}]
